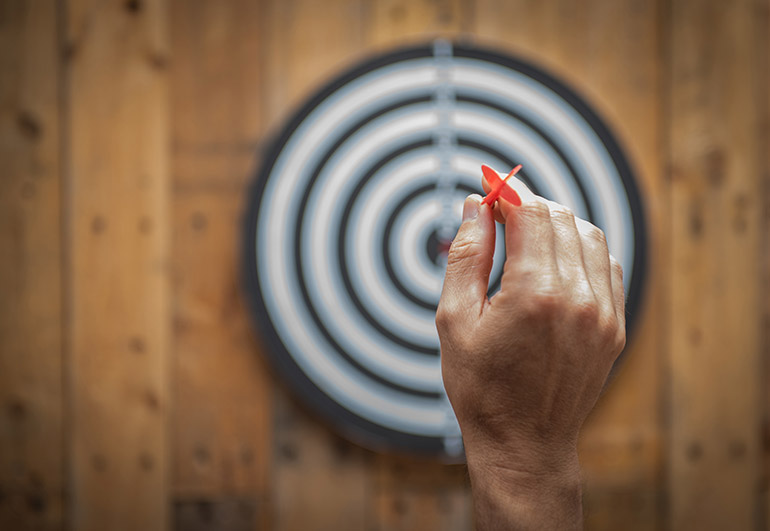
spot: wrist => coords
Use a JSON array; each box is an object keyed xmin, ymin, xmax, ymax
[{"xmin": 463, "ymin": 436, "xmax": 583, "ymax": 530}]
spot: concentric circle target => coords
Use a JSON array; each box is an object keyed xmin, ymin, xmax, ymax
[{"xmin": 243, "ymin": 41, "xmax": 647, "ymax": 459}]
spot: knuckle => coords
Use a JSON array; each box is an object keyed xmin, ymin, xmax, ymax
[
  {"xmin": 585, "ymin": 224, "xmax": 608, "ymax": 246},
  {"xmin": 520, "ymin": 200, "xmax": 551, "ymax": 221},
  {"xmin": 550, "ymin": 205, "xmax": 575, "ymax": 223},
  {"xmin": 435, "ymin": 307, "xmax": 458, "ymax": 343},
  {"xmin": 447, "ymin": 235, "xmax": 482, "ymax": 264},
  {"xmin": 522, "ymin": 288, "xmax": 565, "ymax": 319},
  {"xmin": 615, "ymin": 327, "xmax": 627, "ymax": 353},
  {"xmin": 573, "ymin": 299, "xmax": 600, "ymax": 324},
  {"xmin": 546, "ymin": 199, "xmax": 573, "ymax": 215},
  {"xmin": 435, "ymin": 298, "xmax": 460, "ymax": 332},
  {"xmin": 581, "ymin": 223, "xmax": 607, "ymax": 249},
  {"xmin": 435, "ymin": 304, "xmax": 473, "ymax": 352},
  {"xmin": 436, "ymin": 296, "xmax": 469, "ymax": 329},
  {"xmin": 598, "ymin": 311, "xmax": 620, "ymax": 342},
  {"xmin": 435, "ymin": 304, "xmax": 451, "ymax": 332}
]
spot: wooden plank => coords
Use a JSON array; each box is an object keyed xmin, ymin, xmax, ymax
[
  {"xmin": 0, "ymin": 1, "xmax": 64, "ymax": 529},
  {"xmin": 170, "ymin": 5, "xmax": 271, "ymax": 529},
  {"xmin": 667, "ymin": 0, "xmax": 765, "ymax": 529},
  {"xmin": 170, "ymin": 191, "xmax": 270, "ymax": 497},
  {"xmin": 372, "ymin": 487, "xmax": 472, "ymax": 531},
  {"xmin": 762, "ymin": 1, "xmax": 770, "ymax": 528},
  {"xmin": 271, "ymin": 395, "xmax": 376, "ymax": 530},
  {"xmin": 472, "ymin": 1, "xmax": 665, "ymax": 528},
  {"xmin": 372, "ymin": 458, "xmax": 472, "ymax": 531},
  {"xmin": 65, "ymin": 0, "xmax": 170, "ymax": 529},
  {"xmin": 260, "ymin": 0, "xmax": 369, "ymax": 137},
  {"xmin": 364, "ymin": 0, "xmax": 474, "ymax": 49},
  {"xmin": 173, "ymin": 498, "xmax": 258, "ymax": 531},
  {"xmin": 168, "ymin": 1, "xmax": 271, "ymax": 529}
]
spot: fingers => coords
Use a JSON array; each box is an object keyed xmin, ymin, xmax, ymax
[
  {"xmin": 545, "ymin": 201, "xmax": 592, "ymax": 303},
  {"xmin": 574, "ymin": 218, "xmax": 620, "ymax": 340},
  {"xmin": 500, "ymin": 197, "xmax": 621, "ymax": 337},
  {"xmin": 499, "ymin": 199, "xmax": 558, "ymax": 297},
  {"xmin": 574, "ymin": 218, "xmax": 611, "ymax": 296},
  {"xmin": 479, "ymin": 165, "xmax": 624, "ymax": 344},
  {"xmin": 438, "ymin": 195, "xmax": 496, "ymax": 322}
]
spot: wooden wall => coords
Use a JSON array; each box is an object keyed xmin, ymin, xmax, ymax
[{"xmin": 0, "ymin": 0, "xmax": 767, "ymax": 529}]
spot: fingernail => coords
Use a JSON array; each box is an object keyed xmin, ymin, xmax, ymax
[{"xmin": 462, "ymin": 195, "xmax": 481, "ymax": 222}]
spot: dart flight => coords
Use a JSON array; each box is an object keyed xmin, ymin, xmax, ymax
[{"xmin": 481, "ymin": 164, "xmax": 523, "ymax": 207}]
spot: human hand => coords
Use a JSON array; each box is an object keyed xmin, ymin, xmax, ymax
[{"xmin": 435, "ymin": 172, "xmax": 626, "ymax": 529}]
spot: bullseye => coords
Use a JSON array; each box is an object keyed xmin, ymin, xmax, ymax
[{"xmin": 426, "ymin": 229, "xmax": 454, "ymax": 266}]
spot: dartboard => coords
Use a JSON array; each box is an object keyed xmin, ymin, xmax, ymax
[{"xmin": 243, "ymin": 41, "xmax": 647, "ymax": 459}]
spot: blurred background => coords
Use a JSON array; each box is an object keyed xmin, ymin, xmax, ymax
[{"xmin": 0, "ymin": 0, "xmax": 767, "ymax": 530}]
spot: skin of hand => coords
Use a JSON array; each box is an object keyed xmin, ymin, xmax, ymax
[{"xmin": 435, "ymin": 173, "xmax": 626, "ymax": 530}]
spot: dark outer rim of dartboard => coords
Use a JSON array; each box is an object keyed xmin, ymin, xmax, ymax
[{"xmin": 241, "ymin": 42, "xmax": 648, "ymax": 459}]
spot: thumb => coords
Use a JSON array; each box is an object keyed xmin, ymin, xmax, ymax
[{"xmin": 439, "ymin": 194, "xmax": 496, "ymax": 318}]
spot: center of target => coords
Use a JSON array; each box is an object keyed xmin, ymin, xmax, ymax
[{"xmin": 426, "ymin": 227, "xmax": 457, "ymax": 266}]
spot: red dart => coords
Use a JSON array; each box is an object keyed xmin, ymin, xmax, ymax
[{"xmin": 481, "ymin": 164, "xmax": 523, "ymax": 207}]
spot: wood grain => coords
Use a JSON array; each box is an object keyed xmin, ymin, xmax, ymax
[
  {"xmin": 372, "ymin": 457, "xmax": 472, "ymax": 531},
  {"xmin": 260, "ymin": 0, "xmax": 368, "ymax": 136},
  {"xmin": 168, "ymin": 1, "xmax": 271, "ymax": 529},
  {"xmin": 0, "ymin": 1, "xmax": 64, "ymax": 529},
  {"xmin": 1, "ymin": 1, "xmax": 768, "ymax": 529},
  {"xmin": 270, "ymin": 395, "xmax": 376, "ymax": 531},
  {"xmin": 667, "ymin": 0, "xmax": 766, "ymax": 528},
  {"xmin": 762, "ymin": 1, "xmax": 770, "ymax": 528},
  {"xmin": 65, "ymin": 0, "xmax": 170, "ymax": 529},
  {"xmin": 364, "ymin": 0, "xmax": 474, "ymax": 49}
]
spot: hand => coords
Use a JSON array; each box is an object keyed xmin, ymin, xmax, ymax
[{"xmin": 435, "ymin": 174, "xmax": 626, "ymax": 530}]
